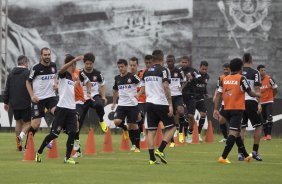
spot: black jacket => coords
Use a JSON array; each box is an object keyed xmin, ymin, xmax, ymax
[{"xmin": 3, "ymin": 66, "xmax": 31, "ymax": 110}]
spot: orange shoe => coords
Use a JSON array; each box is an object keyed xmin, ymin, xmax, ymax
[
  {"xmin": 266, "ymin": 135, "xmax": 272, "ymax": 140},
  {"xmin": 218, "ymin": 156, "xmax": 231, "ymax": 164}
]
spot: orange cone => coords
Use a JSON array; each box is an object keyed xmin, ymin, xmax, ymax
[
  {"xmin": 23, "ymin": 132, "xmax": 35, "ymax": 161},
  {"xmin": 119, "ymin": 130, "xmax": 131, "ymax": 151},
  {"xmin": 192, "ymin": 121, "xmax": 200, "ymax": 144},
  {"xmin": 102, "ymin": 129, "xmax": 113, "ymax": 153},
  {"xmin": 71, "ymin": 148, "xmax": 76, "ymax": 156},
  {"xmin": 47, "ymin": 139, "xmax": 58, "ymax": 158},
  {"xmin": 84, "ymin": 128, "xmax": 96, "ymax": 155},
  {"xmin": 205, "ymin": 121, "xmax": 215, "ymax": 143},
  {"xmin": 155, "ymin": 123, "xmax": 163, "ymax": 147}
]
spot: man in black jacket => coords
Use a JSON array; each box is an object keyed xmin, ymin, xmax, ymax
[{"xmin": 3, "ymin": 55, "xmax": 31, "ymax": 151}]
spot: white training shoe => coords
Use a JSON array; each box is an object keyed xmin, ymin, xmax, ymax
[
  {"xmin": 130, "ymin": 145, "xmax": 136, "ymax": 151},
  {"xmin": 72, "ymin": 152, "xmax": 82, "ymax": 158},
  {"xmin": 198, "ymin": 134, "xmax": 203, "ymax": 142},
  {"xmin": 186, "ymin": 134, "xmax": 192, "ymax": 144},
  {"xmin": 218, "ymin": 138, "xmax": 227, "ymax": 143},
  {"xmin": 140, "ymin": 132, "xmax": 145, "ymax": 142},
  {"xmin": 173, "ymin": 130, "xmax": 178, "ymax": 138},
  {"xmin": 73, "ymin": 140, "xmax": 80, "ymax": 151}
]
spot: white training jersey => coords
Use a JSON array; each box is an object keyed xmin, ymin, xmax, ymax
[
  {"xmin": 242, "ymin": 67, "xmax": 261, "ymax": 101},
  {"xmin": 28, "ymin": 62, "xmax": 57, "ymax": 100},
  {"xmin": 57, "ymin": 71, "xmax": 75, "ymax": 109},
  {"xmin": 113, "ymin": 72, "xmax": 140, "ymax": 106},
  {"xmin": 168, "ymin": 67, "xmax": 185, "ymax": 96},
  {"xmin": 141, "ymin": 64, "xmax": 171, "ymax": 105}
]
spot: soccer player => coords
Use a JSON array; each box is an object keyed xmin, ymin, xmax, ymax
[
  {"xmin": 25, "ymin": 47, "xmax": 57, "ymax": 146},
  {"xmin": 214, "ymin": 58, "xmax": 260, "ymax": 164},
  {"xmin": 138, "ymin": 50, "xmax": 176, "ymax": 165},
  {"xmin": 111, "ymin": 59, "xmax": 141, "ymax": 152},
  {"xmin": 35, "ymin": 55, "xmax": 84, "ymax": 164},
  {"xmin": 240, "ymin": 53, "xmax": 263, "ymax": 161},
  {"xmin": 166, "ymin": 55, "xmax": 186, "ymax": 147},
  {"xmin": 3, "ymin": 55, "xmax": 31, "ymax": 151},
  {"xmin": 77, "ymin": 52, "xmax": 108, "ymax": 134},
  {"xmin": 257, "ymin": 65, "xmax": 278, "ymax": 140},
  {"xmin": 213, "ymin": 63, "xmax": 230, "ymax": 143},
  {"xmin": 195, "ymin": 61, "xmax": 210, "ymax": 142},
  {"xmin": 180, "ymin": 56, "xmax": 204, "ymax": 143}
]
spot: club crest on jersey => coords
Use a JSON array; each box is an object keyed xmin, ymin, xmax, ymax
[
  {"xmin": 127, "ymin": 78, "xmax": 132, "ymax": 83},
  {"xmin": 93, "ymin": 76, "xmax": 97, "ymax": 81},
  {"xmin": 51, "ymin": 67, "xmax": 55, "ymax": 73},
  {"xmin": 174, "ymin": 73, "xmax": 178, "ymax": 78}
]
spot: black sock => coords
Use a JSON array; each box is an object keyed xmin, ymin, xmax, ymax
[
  {"xmin": 38, "ymin": 133, "xmax": 57, "ymax": 154},
  {"xmin": 222, "ymin": 135, "xmax": 236, "ymax": 159},
  {"xmin": 25, "ymin": 127, "xmax": 37, "ymax": 149},
  {"xmin": 235, "ymin": 137, "xmax": 249, "ymax": 157},
  {"xmin": 198, "ymin": 117, "xmax": 205, "ymax": 134},
  {"xmin": 179, "ymin": 123, "xmax": 184, "ymax": 133},
  {"xmin": 171, "ymin": 137, "xmax": 174, "ymax": 143},
  {"xmin": 158, "ymin": 140, "xmax": 168, "ymax": 152},
  {"xmin": 149, "ymin": 149, "xmax": 156, "ymax": 161},
  {"xmin": 134, "ymin": 129, "xmax": 140, "ymax": 149},
  {"xmin": 220, "ymin": 124, "xmax": 228, "ymax": 139},
  {"xmin": 129, "ymin": 130, "xmax": 135, "ymax": 145},
  {"xmin": 74, "ymin": 132, "xmax": 80, "ymax": 140},
  {"xmin": 263, "ymin": 123, "xmax": 268, "ymax": 136},
  {"xmin": 188, "ymin": 128, "xmax": 193, "ymax": 135},
  {"xmin": 268, "ymin": 121, "xmax": 273, "ymax": 135},
  {"xmin": 184, "ymin": 119, "xmax": 189, "ymax": 136},
  {"xmin": 118, "ymin": 121, "xmax": 128, "ymax": 131},
  {"xmin": 66, "ymin": 132, "xmax": 75, "ymax": 159},
  {"xmin": 253, "ymin": 144, "xmax": 259, "ymax": 153}
]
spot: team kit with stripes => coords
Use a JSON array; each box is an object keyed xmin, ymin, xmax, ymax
[{"xmin": 5, "ymin": 48, "xmax": 278, "ymax": 165}]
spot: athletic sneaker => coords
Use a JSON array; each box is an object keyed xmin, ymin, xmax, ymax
[
  {"xmin": 134, "ymin": 148, "xmax": 141, "ymax": 153},
  {"xmin": 47, "ymin": 140, "xmax": 53, "ymax": 149},
  {"xmin": 218, "ymin": 156, "xmax": 231, "ymax": 164},
  {"xmin": 130, "ymin": 145, "xmax": 136, "ymax": 151},
  {"xmin": 149, "ymin": 160, "xmax": 161, "ymax": 165},
  {"xmin": 73, "ymin": 140, "xmax": 80, "ymax": 151},
  {"xmin": 35, "ymin": 153, "xmax": 42, "ymax": 163},
  {"xmin": 178, "ymin": 133, "xmax": 184, "ymax": 143},
  {"xmin": 218, "ymin": 138, "xmax": 227, "ymax": 143},
  {"xmin": 16, "ymin": 136, "xmax": 22, "ymax": 151},
  {"xmin": 65, "ymin": 158, "xmax": 78, "ymax": 164},
  {"xmin": 154, "ymin": 149, "xmax": 167, "ymax": 164},
  {"xmin": 238, "ymin": 153, "xmax": 244, "ymax": 161},
  {"xmin": 123, "ymin": 130, "xmax": 129, "ymax": 140},
  {"xmin": 250, "ymin": 151, "xmax": 262, "ymax": 161},
  {"xmin": 99, "ymin": 121, "xmax": 108, "ymax": 133},
  {"xmin": 169, "ymin": 142, "xmax": 175, "ymax": 148},
  {"xmin": 198, "ymin": 134, "xmax": 203, "ymax": 142},
  {"xmin": 140, "ymin": 132, "xmax": 145, "ymax": 141},
  {"xmin": 186, "ymin": 134, "xmax": 192, "ymax": 144},
  {"xmin": 266, "ymin": 135, "xmax": 272, "ymax": 140},
  {"xmin": 244, "ymin": 155, "xmax": 252, "ymax": 163},
  {"xmin": 72, "ymin": 152, "xmax": 82, "ymax": 158}
]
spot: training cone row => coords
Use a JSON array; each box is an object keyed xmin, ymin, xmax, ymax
[
  {"xmin": 205, "ymin": 121, "xmax": 215, "ymax": 143},
  {"xmin": 102, "ymin": 128, "xmax": 113, "ymax": 153},
  {"xmin": 23, "ymin": 132, "xmax": 35, "ymax": 161},
  {"xmin": 47, "ymin": 139, "xmax": 58, "ymax": 158},
  {"xmin": 119, "ymin": 130, "xmax": 130, "ymax": 151}
]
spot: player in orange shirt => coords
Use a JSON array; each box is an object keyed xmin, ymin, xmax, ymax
[
  {"xmin": 214, "ymin": 58, "xmax": 260, "ymax": 164},
  {"xmin": 257, "ymin": 65, "xmax": 278, "ymax": 140}
]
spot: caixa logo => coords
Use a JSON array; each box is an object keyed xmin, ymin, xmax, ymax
[{"xmin": 41, "ymin": 75, "xmax": 55, "ymax": 80}]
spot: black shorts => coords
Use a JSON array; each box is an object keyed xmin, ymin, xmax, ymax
[
  {"xmin": 31, "ymin": 97, "xmax": 57, "ymax": 119},
  {"xmin": 114, "ymin": 105, "xmax": 139, "ymax": 124},
  {"xmin": 172, "ymin": 95, "xmax": 184, "ymax": 114},
  {"xmin": 138, "ymin": 103, "xmax": 147, "ymax": 116},
  {"xmin": 219, "ymin": 105, "xmax": 228, "ymax": 119},
  {"xmin": 146, "ymin": 103, "xmax": 175, "ymax": 130},
  {"xmin": 13, "ymin": 107, "xmax": 31, "ymax": 122},
  {"xmin": 51, "ymin": 107, "xmax": 77, "ymax": 135},
  {"xmin": 183, "ymin": 94, "xmax": 207, "ymax": 115},
  {"xmin": 242, "ymin": 100, "xmax": 263, "ymax": 128},
  {"xmin": 261, "ymin": 103, "xmax": 273, "ymax": 124},
  {"xmin": 220, "ymin": 110, "xmax": 244, "ymax": 132},
  {"xmin": 76, "ymin": 104, "xmax": 84, "ymax": 117}
]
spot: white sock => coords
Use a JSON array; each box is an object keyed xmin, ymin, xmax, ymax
[{"xmin": 19, "ymin": 132, "xmax": 25, "ymax": 140}]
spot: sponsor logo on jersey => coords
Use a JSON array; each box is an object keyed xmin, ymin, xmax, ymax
[
  {"xmin": 118, "ymin": 84, "xmax": 132, "ymax": 90},
  {"xmin": 93, "ymin": 76, "xmax": 97, "ymax": 81},
  {"xmin": 224, "ymin": 80, "xmax": 238, "ymax": 85},
  {"xmin": 41, "ymin": 75, "xmax": 55, "ymax": 80},
  {"xmin": 127, "ymin": 78, "xmax": 132, "ymax": 83},
  {"xmin": 51, "ymin": 67, "xmax": 56, "ymax": 73},
  {"xmin": 145, "ymin": 76, "xmax": 159, "ymax": 82}
]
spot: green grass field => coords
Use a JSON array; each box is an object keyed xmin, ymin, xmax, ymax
[{"xmin": 0, "ymin": 132, "xmax": 281, "ymax": 184}]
